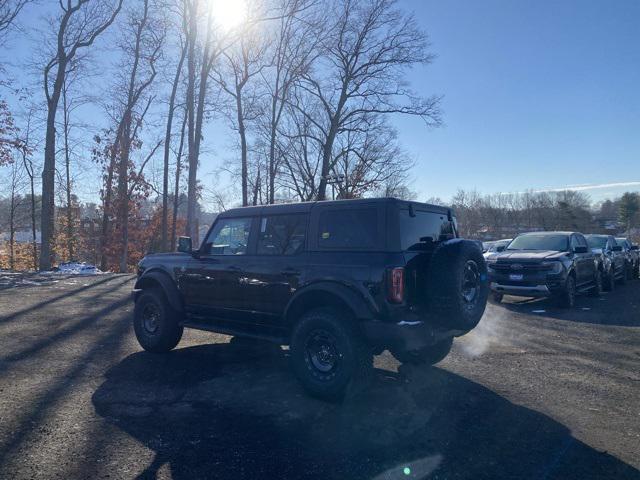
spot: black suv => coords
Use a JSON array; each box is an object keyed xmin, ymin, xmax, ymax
[
  {"xmin": 133, "ymin": 198, "xmax": 488, "ymax": 399},
  {"xmin": 615, "ymin": 237, "xmax": 640, "ymax": 280},
  {"xmin": 585, "ymin": 234, "xmax": 627, "ymax": 290},
  {"xmin": 487, "ymin": 231, "xmax": 600, "ymax": 307}
]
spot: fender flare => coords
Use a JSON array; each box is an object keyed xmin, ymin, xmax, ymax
[
  {"xmin": 133, "ymin": 269, "xmax": 183, "ymax": 312},
  {"xmin": 283, "ymin": 281, "xmax": 377, "ymax": 325}
]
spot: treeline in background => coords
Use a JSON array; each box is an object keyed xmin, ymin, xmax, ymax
[{"xmin": 0, "ymin": 0, "xmax": 439, "ymax": 272}]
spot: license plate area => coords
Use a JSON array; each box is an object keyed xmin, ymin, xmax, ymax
[{"xmin": 509, "ymin": 273, "xmax": 524, "ymax": 281}]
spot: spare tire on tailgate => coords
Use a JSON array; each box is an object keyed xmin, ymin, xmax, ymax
[{"xmin": 425, "ymin": 239, "xmax": 489, "ymax": 331}]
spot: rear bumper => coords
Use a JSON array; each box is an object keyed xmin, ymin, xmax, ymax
[{"xmin": 360, "ymin": 319, "xmax": 464, "ymax": 352}]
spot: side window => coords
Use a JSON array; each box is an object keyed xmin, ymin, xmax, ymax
[
  {"xmin": 318, "ymin": 208, "xmax": 377, "ymax": 249},
  {"xmin": 202, "ymin": 217, "xmax": 252, "ymax": 255},
  {"xmin": 257, "ymin": 214, "xmax": 307, "ymax": 255},
  {"xmin": 576, "ymin": 235, "xmax": 588, "ymax": 248},
  {"xmin": 570, "ymin": 235, "xmax": 580, "ymax": 251}
]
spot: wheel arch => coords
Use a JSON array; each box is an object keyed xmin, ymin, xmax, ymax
[
  {"xmin": 284, "ymin": 282, "xmax": 375, "ymax": 331},
  {"xmin": 133, "ymin": 269, "xmax": 183, "ymax": 312}
]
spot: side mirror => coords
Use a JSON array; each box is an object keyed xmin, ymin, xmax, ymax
[
  {"xmin": 573, "ymin": 245, "xmax": 588, "ymax": 254},
  {"xmin": 631, "ymin": 245, "xmax": 639, "ymax": 251},
  {"xmin": 612, "ymin": 245, "xmax": 622, "ymax": 252},
  {"xmin": 496, "ymin": 245, "xmax": 507, "ymax": 252},
  {"xmin": 177, "ymin": 236, "xmax": 193, "ymax": 254}
]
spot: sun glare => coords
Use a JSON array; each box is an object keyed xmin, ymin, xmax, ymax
[{"xmin": 211, "ymin": 0, "xmax": 247, "ymax": 29}]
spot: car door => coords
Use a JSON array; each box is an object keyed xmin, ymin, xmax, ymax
[
  {"xmin": 240, "ymin": 213, "xmax": 309, "ymax": 326},
  {"xmin": 608, "ymin": 237, "xmax": 625, "ymax": 278},
  {"xmin": 575, "ymin": 234, "xmax": 595, "ymax": 286},
  {"xmin": 181, "ymin": 216, "xmax": 256, "ymax": 322}
]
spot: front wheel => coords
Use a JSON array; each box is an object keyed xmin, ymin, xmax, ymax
[
  {"xmin": 588, "ymin": 269, "xmax": 602, "ymax": 297},
  {"xmin": 290, "ymin": 308, "xmax": 372, "ymax": 401},
  {"xmin": 556, "ymin": 275, "xmax": 576, "ymax": 308},
  {"xmin": 134, "ymin": 288, "xmax": 183, "ymax": 353},
  {"xmin": 603, "ymin": 268, "xmax": 615, "ymax": 292},
  {"xmin": 391, "ymin": 337, "xmax": 454, "ymax": 365}
]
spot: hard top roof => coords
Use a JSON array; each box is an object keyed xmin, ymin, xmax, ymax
[{"xmin": 218, "ymin": 197, "xmax": 451, "ymax": 218}]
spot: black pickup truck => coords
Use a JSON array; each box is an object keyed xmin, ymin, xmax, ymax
[
  {"xmin": 132, "ymin": 198, "xmax": 489, "ymax": 400},
  {"xmin": 487, "ymin": 231, "xmax": 600, "ymax": 307}
]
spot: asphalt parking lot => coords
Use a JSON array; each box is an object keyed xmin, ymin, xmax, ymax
[{"xmin": 0, "ymin": 273, "xmax": 638, "ymax": 479}]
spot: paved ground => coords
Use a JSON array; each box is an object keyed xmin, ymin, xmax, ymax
[{"xmin": 0, "ymin": 273, "xmax": 638, "ymax": 480}]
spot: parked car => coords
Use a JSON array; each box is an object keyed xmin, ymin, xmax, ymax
[
  {"xmin": 132, "ymin": 198, "xmax": 489, "ymax": 400},
  {"xmin": 585, "ymin": 234, "xmax": 627, "ymax": 290},
  {"xmin": 615, "ymin": 237, "xmax": 639, "ymax": 279},
  {"xmin": 487, "ymin": 231, "xmax": 600, "ymax": 307},
  {"xmin": 483, "ymin": 238, "xmax": 512, "ymax": 259}
]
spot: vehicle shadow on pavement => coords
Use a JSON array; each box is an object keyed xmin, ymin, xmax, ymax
[
  {"xmin": 496, "ymin": 282, "xmax": 640, "ymax": 327},
  {"xmin": 92, "ymin": 341, "xmax": 640, "ymax": 480}
]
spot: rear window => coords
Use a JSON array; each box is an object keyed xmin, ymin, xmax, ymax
[
  {"xmin": 318, "ymin": 208, "xmax": 377, "ymax": 249},
  {"xmin": 400, "ymin": 209, "xmax": 452, "ymax": 250}
]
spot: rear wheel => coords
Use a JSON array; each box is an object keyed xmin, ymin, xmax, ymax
[
  {"xmin": 134, "ymin": 288, "xmax": 183, "ymax": 353},
  {"xmin": 290, "ymin": 308, "xmax": 372, "ymax": 401},
  {"xmin": 556, "ymin": 275, "xmax": 576, "ymax": 308},
  {"xmin": 390, "ymin": 337, "xmax": 454, "ymax": 365}
]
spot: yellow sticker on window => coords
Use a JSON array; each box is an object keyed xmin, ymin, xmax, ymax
[{"xmin": 322, "ymin": 232, "xmax": 330, "ymax": 239}]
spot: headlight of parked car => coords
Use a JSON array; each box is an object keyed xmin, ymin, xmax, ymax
[{"xmin": 542, "ymin": 261, "xmax": 563, "ymax": 274}]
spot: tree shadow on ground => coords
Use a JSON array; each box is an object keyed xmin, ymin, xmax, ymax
[{"xmin": 92, "ymin": 341, "xmax": 640, "ymax": 480}]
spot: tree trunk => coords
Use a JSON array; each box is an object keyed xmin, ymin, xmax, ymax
[
  {"xmin": 40, "ymin": 74, "xmax": 63, "ymax": 270},
  {"xmin": 161, "ymin": 42, "xmax": 187, "ymax": 251},
  {"xmin": 184, "ymin": 0, "xmax": 198, "ymax": 239},
  {"xmin": 171, "ymin": 110, "xmax": 187, "ymax": 250},
  {"xmin": 236, "ymin": 87, "xmax": 248, "ymax": 206},
  {"xmin": 62, "ymin": 82, "xmax": 74, "ymax": 260}
]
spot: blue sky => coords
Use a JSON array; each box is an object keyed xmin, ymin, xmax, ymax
[
  {"xmin": 2, "ymin": 0, "xmax": 639, "ymax": 206},
  {"xmin": 395, "ymin": 0, "xmax": 640, "ymax": 202}
]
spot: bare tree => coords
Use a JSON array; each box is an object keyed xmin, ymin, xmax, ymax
[
  {"xmin": 112, "ymin": 0, "xmax": 164, "ymax": 272},
  {"xmin": 17, "ymin": 107, "xmax": 39, "ymax": 269},
  {"xmin": 259, "ymin": 0, "xmax": 318, "ymax": 203},
  {"xmin": 210, "ymin": 26, "xmax": 269, "ymax": 206},
  {"xmin": 294, "ymin": 0, "xmax": 441, "ymax": 200},
  {"xmin": 161, "ymin": 0, "xmax": 188, "ymax": 252},
  {"xmin": 40, "ymin": 0, "xmax": 123, "ymax": 270},
  {"xmin": 0, "ymin": 0, "xmax": 31, "ymax": 41}
]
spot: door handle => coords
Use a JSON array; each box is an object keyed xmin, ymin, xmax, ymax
[{"xmin": 281, "ymin": 268, "xmax": 300, "ymax": 275}]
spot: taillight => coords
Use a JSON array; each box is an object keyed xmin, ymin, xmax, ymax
[{"xmin": 387, "ymin": 267, "xmax": 405, "ymax": 303}]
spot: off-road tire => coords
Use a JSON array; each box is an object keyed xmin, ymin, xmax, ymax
[
  {"xmin": 556, "ymin": 275, "xmax": 576, "ymax": 308},
  {"xmin": 134, "ymin": 288, "xmax": 183, "ymax": 353},
  {"xmin": 290, "ymin": 308, "xmax": 372, "ymax": 401},
  {"xmin": 588, "ymin": 269, "xmax": 603, "ymax": 297},
  {"xmin": 426, "ymin": 240, "xmax": 489, "ymax": 331},
  {"xmin": 390, "ymin": 337, "xmax": 454, "ymax": 366}
]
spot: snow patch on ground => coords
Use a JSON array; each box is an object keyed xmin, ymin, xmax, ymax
[{"xmin": 50, "ymin": 262, "xmax": 104, "ymax": 275}]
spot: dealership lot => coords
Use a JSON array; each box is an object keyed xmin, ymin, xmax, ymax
[{"xmin": 0, "ymin": 274, "xmax": 638, "ymax": 479}]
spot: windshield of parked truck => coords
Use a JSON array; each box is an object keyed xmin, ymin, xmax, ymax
[
  {"xmin": 586, "ymin": 236, "xmax": 608, "ymax": 249},
  {"xmin": 507, "ymin": 234, "xmax": 569, "ymax": 251}
]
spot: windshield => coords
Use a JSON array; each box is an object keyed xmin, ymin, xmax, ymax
[
  {"xmin": 507, "ymin": 234, "xmax": 569, "ymax": 251},
  {"xmin": 489, "ymin": 240, "xmax": 511, "ymax": 252},
  {"xmin": 586, "ymin": 236, "xmax": 607, "ymax": 249}
]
